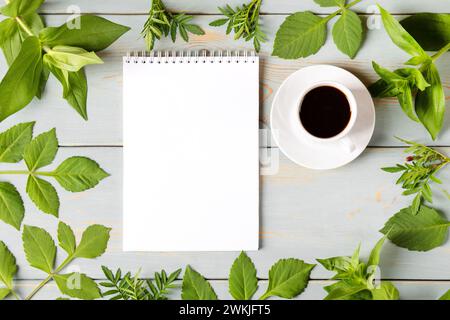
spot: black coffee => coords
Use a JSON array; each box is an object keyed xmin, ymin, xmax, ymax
[{"xmin": 299, "ymin": 86, "xmax": 351, "ymax": 139}]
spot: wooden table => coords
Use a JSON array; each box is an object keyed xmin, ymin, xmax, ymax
[{"xmin": 1, "ymin": 0, "xmax": 450, "ymax": 300}]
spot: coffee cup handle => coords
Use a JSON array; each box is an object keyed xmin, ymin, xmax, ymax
[{"xmin": 339, "ymin": 136, "xmax": 356, "ymax": 153}]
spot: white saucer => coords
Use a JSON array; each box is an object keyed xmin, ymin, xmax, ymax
[{"xmin": 270, "ymin": 65, "xmax": 375, "ymax": 170}]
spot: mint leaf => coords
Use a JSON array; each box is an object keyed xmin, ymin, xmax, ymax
[
  {"xmin": 229, "ymin": 252, "xmax": 258, "ymax": 300},
  {"xmin": 181, "ymin": 265, "xmax": 218, "ymax": 300},
  {"xmin": 0, "ymin": 241, "xmax": 17, "ymax": 289},
  {"xmin": 380, "ymin": 206, "xmax": 450, "ymax": 251},
  {"xmin": 24, "ymin": 128, "xmax": 58, "ymax": 171},
  {"xmin": 52, "ymin": 156, "xmax": 109, "ymax": 192},
  {"xmin": 0, "ymin": 0, "xmax": 44, "ymax": 17},
  {"xmin": 22, "ymin": 225, "xmax": 56, "ymax": 274},
  {"xmin": 260, "ymin": 258, "xmax": 315, "ymax": 300},
  {"xmin": 415, "ymin": 63, "xmax": 445, "ymax": 140},
  {"xmin": 332, "ymin": 9, "xmax": 363, "ymax": 58},
  {"xmin": 0, "ymin": 36, "xmax": 43, "ymax": 122},
  {"xmin": 44, "ymin": 46, "xmax": 103, "ymax": 72},
  {"xmin": 273, "ymin": 11, "xmax": 327, "ymax": 59},
  {"xmin": 26, "ymin": 175, "xmax": 60, "ymax": 217},
  {"xmin": 39, "ymin": 16, "xmax": 130, "ymax": 52},
  {"xmin": 0, "ymin": 122, "xmax": 35, "ymax": 163},
  {"xmin": 0, "ymin": 181, "xmax": 25, "ymax": 230},
  {"xmin": 58, "ymin": 221, "xmax": 76, "ymax": 256},
  {"xmin": 401, "ymin": 13, "xmax": 450, "ymax": 51},
  {"xmin": 74, "ymin": 224, "xmax": 111, "ymax": 258},
  {"xmin": 54, "ymin": 273, "xmax": 101, "ymax": 300},
  {"xmin": 314, "ymin": 0, "xmax": 345, "ymax": 7},
  {"xmin": 371, "ymin": 281, "xmax": 399, "ymax": 300}
]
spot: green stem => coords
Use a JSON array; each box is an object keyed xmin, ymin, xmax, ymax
[
  {"xmin": 9, "ymin": 288, "xmax": 21, "ymax": 300},
  {"xmin": 0, "ymin": 170, "xmax": 54, "ymax": 176},
  {"xmin": 324, "ymin": 0, "xmax": 364, "ymax": 23},
  {"xmin": 258, "ymin": 292, "xmax": 270, "ymax": 300},
  {"xmin": 24, "ymin": 255, "xmax": 74, "ymax": 300},
  {"xmin": 431, "ymin": 42, "xmax": 450, "ymax": 62},
  {"xmin": 0, "ymin": 170, "xmax": 30, "ymax": 175}
]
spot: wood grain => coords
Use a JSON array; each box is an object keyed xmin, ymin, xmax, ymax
[
  {"xmin": 0, "ymin": 15, "xmax": 448, "ymax": 146},
  {"xmin": 38, "ymin": 0, "xmax": 450, "ymax": 14},
  {"xmin": 2, "ymin": 147, "xmax": 450, "ymax": 281},
  {"xmin": 8, "ymin": 280, "xmax": 450, "ymax": 300}
]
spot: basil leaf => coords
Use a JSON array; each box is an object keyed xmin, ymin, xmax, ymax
[
  {"xmin": 0, "ymin": 288, "xmax": 10, "ymax": 300},
  {"xmin": 369, "ymin": 79, "xmax": 401, "ymax": 98},
  {"xmin": 0, "ymin": 36, "xmax": 43, "ymax": 122},
  {"xmin": 367, "ymin": 236, "xmax": 386, "ymax": 267},
  {"xmin": 380, "ymin": 206, "xmax": 450, "ymax": 251},
  {"xmin": 229, "ymin": 252, "xmax": 258, "ymax": 300},
  {"xmin": 260, "ymin": 258, "xmax": 315, "ymax": 300},
  {"xmin": 22, "ymin": 225, "xmax": 56, "ymax": 274},
  {"xmin": 332, "ymin": 9, "xmax": 363, "ymax": 58},
  {"xmin": 439, "ymin": 290, "xmax": 450, "ymax": 300},
  {"xmin": 401, "ymin": 13, "xmax": 450, "ymax": 51},
  {"xmin": 0, "ymin": 241, "xmax": 17, "ymax": 289},
  {"xmin": 45, "ymin": 59, "xmax": 88, "ymax": 119},
  {"xmin": 36, "ymin": 65, "xmax": 49, "ymax": 99},
  {"xmin": 181, "ymin": 265, "xmax": 218, "ymax": 300},
  {"xmin": 74, "ymin": 224, "xmax": 111, "ymax": 259},
  {"xmin": 273, "ymin": 11, "xmax": 327, "ymax": 59},
  {"xmin": 0, "ymin": 182, "xmax": 24, "ymax": 230},
  {"xmin": 371, "ymin": 281, "xmax": 399, "ymax": 300},
  {"xmin": 0, "ymin": 121, "xmax": 34, "ymax": 163},
  {"xmin": 51, "ymin": 156, "xmax": 109, "ymax": 192},
  {"xmin": 324, "ymin": 280, "xmax": 369, "ymax": 300},
  {"xmin": 23, "ymin": 128, "xmax": 58, "ymax": 171},
  {"xmin": 54, "ymin": 273, "xmax": 101, "ymax": 300},
  {"xmin": 378, "ymin": 5, "xmax": 427, "ymax": 58},
  {"xmin": 317, "ymin": 256, "xmax": 353, "ymax": 273},
  {"xmin": 26, "ymin": 175, "xmax": 60, "ymax": 217},
  {"xmin": 45, "ymin": 46, "xmax": 103, "ymax": 72},
  {"xmin": 395, "ymin": 68, "xmax": 430, "ymax": 91},
  {"xmin": 397, "ymin": 84, "xmax": 418, "ymax": 122},
  {"xmin": 415, "ymin": 63, "xmax": 445, "ymax": 140},
  {"xmin": 0, "ymin": 0, "xmax": 44, "ymax": 17},
  {"xmin": 39, "ymin": 16, "xmax": 130, "ymax": 52},
  {"xmin": 314, "ymin": 0, "xmax": 345, "ymax": 7},
  {"xmin": 58, "ymin": 221, "xmax": 76, "ymax": 256},
  {"xmin": 0, "ymin": 18, "xmax": 21, "ymax": 65}
]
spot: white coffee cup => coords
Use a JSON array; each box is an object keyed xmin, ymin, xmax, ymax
[{"xmin": 293, "ymin": 81, "xmax": 357, "ymax": 152}]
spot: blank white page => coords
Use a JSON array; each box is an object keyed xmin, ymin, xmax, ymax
[{"xmin": 123, "ymin": 53, "xmax": 259, "ymax": 251}]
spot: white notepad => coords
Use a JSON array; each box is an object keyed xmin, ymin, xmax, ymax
[{"xmin": 123, "ymin": 51, "xmax": 259, "ymax": 251}]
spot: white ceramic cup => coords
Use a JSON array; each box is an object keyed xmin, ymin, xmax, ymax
[{"xmin": 293, "ymin": 81, "xmax": 357, "ymax": 152}]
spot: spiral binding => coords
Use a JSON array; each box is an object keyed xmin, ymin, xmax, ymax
[{"xmin": 124, "ymin": 50, "xmax": 258, "ymax": 64}]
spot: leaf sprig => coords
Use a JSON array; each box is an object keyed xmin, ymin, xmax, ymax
[
  {"xmin": 382, "ymin": 138, "xmax": 449, "ymax": 214},
  {"xmin": 0, "ymin": 0, "xmax": 130, "ymax": 121},
  {"xmin": 142, "ymin": 0, "xmax": 205, "ymax": 51},
  {"xmin": 370, "ymin": 7, "xmax": 449, "ymax": 140},
  {"xmin": 100, "ymin": 267, "xmax": 181, "ymax": 300},
  {"xmin": 0, "ymin": 221, "xmax": 111, "ymax": 300},
  {"xmin": 273, "ymin": 0, "xmax": 365, "ymax": 59},
  {"xmin": 0, "ymin": 122, "xmax": 109, "ymax": 229},
  {"xmin": 210, "ymin": 0, "xmax": 267, "ymax": 52}
]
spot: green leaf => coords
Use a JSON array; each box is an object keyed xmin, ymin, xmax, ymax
[
  {"xmin": 0, "ymin": 36, "xmax": 43, "ymax": 122},
  {"xmin": 22, "ymin": 225, "xmax": 56, "ymax": 274},
  {"xmin": 39, "ymin": 16, "xmax": 130, "ymax": 52},
  {"xmin": 0, "ymin": 122, "xmax": 34, "ymax": 163},
  {"xmin": 272, "ymin": 11, "xmax": 327, "ymax": 59},
  {"xmin": 411, "ymin": 193, "xmax": 422, "ymax": 215},
  {"xmin": 400, "ymin": 13, "xmax": 450, "ymax": 51},
  {"xmin": 0, "ymin": 182, "xmax": 24, "ymax": 230},
  {"xmin": 209, "ymin": 18, "xmax": 229, "ymax": 27},
  {"xmin": 0, "ymin": 288, "xmax": 10, "ymax": 300},
  {"xmin": 45, "ymin": 45, "xmax": 103, "ymax": 72},
  {"xmin": 381, "ymin": 166, "xmax": 405, "ymax": 173},
  {"xmin": 380, "ymin": 205, "xmax": 450, "ymax": 251},
  {"xmin": 181, "ymin": 265, "xmax": 217, "ymax": 300},
  {"xmin": 332, "ymin": 9, "xmax": 363, "ymax": 58},
  {"xmin": 0, "ymin": 18, "xmax": 21, "ymax": 65},
  {"xmin": 378, "ymin": 5, "xmax": 427, "ymax": 58},
  {"xmin": 54, "ymin": 273, "xmax": 101, "ymax": 300},
  {"xmin": 0, "ymin": 241, "xmax": 17, "ymax": 289},
  {"xmin": 228, "ymin": 251, "xmax": 258, "ymax": 300},
  {"xmin": 317, "ymin": 256, "xmax": 353, "ymax": 273},
  {"xmin": 324, "ymin": 280, "xmax": 368, "ymax": 300},
  {"xmin": 74, "ymin": 224, "xmax": 111, "ymax": 259},
  {"xmin": 367, "ymin": 236, "xmax": 386, "ymax": 267},
  {"xmin": 23, "ymin": 128, "xmax": 58, "ymax": 171},
  {"xmin": 371, "ymin": 281, "xmax": 399, "ymax": 300},
  {"xmin": 58, "ymin": 221, "xmax": 76, "ymax": 255},
  {"xmin": 314, "ymin": 0, "xmax": 345, "ymax": 7},
  {"xmin": 26, "ymin": 175, "xmax": 59, "ymax": 217},
  {"xmin": 51, "ymin": 156, "xmax": 109, "ymax": 192},
  {"xmin": 0, "ymin": 0, "xmax": 44, "ymax": 17},
  {"xmin": 439, "ymin": 290, "xmax": 450, "ymax": 300},
  {"xmin": 415, "ymin": 63, "xmax": 445, "ymax": 140},
  {"xmin": 184, "ymin": 24, "xmax": 205, "ymax": 36},
  {"xmin": 260, "ymin": 258, "xmax": 315, "ymax": 299},
  {"xmin": 397, "ymin": 84, "xmax": 418, "ymax": 122}
]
